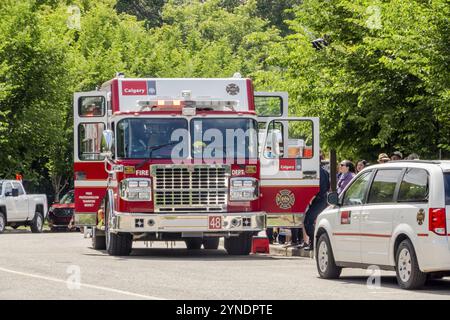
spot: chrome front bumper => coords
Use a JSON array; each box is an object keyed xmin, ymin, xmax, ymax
[{"xmin": 109, "ymin": 211, "xmax": 266, "ymax": 233}]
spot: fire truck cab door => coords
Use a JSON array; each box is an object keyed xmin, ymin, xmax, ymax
[
  {"xmin": 258, "ymin": 116, "xmax": 320, "ymax": 228},
  {"xmin": 73, "ymin": 91, "xmax": 109, "ymax": 226}
]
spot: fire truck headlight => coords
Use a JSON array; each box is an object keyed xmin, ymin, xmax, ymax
[
  {"xmin": 230, "ymin": 177, "xmax": 258, "ymax": 201},
  {"xmin": 120, "ymin": 178, "xmax": 152, "ymax": 202}
]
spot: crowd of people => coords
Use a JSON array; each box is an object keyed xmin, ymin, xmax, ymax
[{"xmin": 266, "ymin": 150, "xmax": 421, "ymax": 250}]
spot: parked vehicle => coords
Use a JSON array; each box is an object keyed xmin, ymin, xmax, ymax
[
  {"xmin": 48, "ymin": 190, "xmax": 75, "ymax": 231},
  {"xmin": 0, "ymin": 180, "xmax": 48, "ymax": 233},
  {"xmin": 315, "ymin": 160, "xmax": 450, "ymax": 289},
  {"xmin": 73, "ymin": 75, "xmax": 320, "ymax": 256}
]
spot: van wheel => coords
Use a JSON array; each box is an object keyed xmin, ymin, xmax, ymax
[
  {"xmin": 224, "ymin": 233, "xmax": 252, "ymax": 255},
  {"xmin": 315, "ymin": 233, "xmax": 342, "ymax": 279},
  {"xmin": 30, "ymin": 212, "xmax": 44, "ymax": 233},
  {"xmin": 395, "ymin": 239, "xmax": 427, "ymax": 290},
  {"xmin": 0, "ymin": 212, "xmax": 5, "ymax": 233},
  {"xmin": 202, "ymin": 238, "xmax": 220, "ymax": 250},
  {"xmin": 185, "ymin": 238, "xmax": 202, "ymax": 250},
  {"xmin": 92, "ymin": 228, "xmax": 106, "ymax": 250}
]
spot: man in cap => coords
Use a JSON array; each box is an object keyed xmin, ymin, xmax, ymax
[
  {"xmin": 377, "ymin": 153, "xmax": 390, "ymax": 164},
  {"xmin": 391, "ymin": 151, "xmax": 403, "ymax": 161}
]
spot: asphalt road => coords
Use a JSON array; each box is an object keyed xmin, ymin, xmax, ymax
[{"xmin": 0, "ymin": 230, "xmax": 449, "ymax": 300}]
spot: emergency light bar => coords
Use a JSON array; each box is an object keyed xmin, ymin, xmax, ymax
[{"xmin": 137, "ymin": 99, "xmax": 238, "ymax": 112}]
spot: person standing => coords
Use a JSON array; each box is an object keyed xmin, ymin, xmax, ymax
[
  {"xmin": 337, "ymin": 160, "xmax": 355, "ymax": 194},
  {"xmin": 356, "ymin": 160, "xmax": 368, "ymax": 173},
  {"xmin": 301, "ymin": 164, "xmax": 330, "ymax": 251}
]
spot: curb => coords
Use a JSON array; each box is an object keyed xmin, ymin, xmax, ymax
[{"xmin": 269, "ymin": 244, "xmax": 314, "ymax": 258}]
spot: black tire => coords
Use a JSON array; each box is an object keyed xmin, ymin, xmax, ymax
[
  {"xmin": 395, "ymin": 239, "xmax": 427, "ymax": 290},
  {"xmin": 224, "ymin": 233, "xmax": 253, "ymax": 255},
  {"xmin": 0, "ymin": 212, "xmax": 5, "ymax": 233},
  {"xmin": 92, "ymin": 228, "xmax": 106, "ymax": 250},
  {"xmin": 105, "ymin": 199, "xmax": 132, "ymax": 256},
  {"xmin": 30, "ymin": 212, "xmax": 44, "ymax": 233},
  {"xmin": 315, "ymin": 233, "xmax": 342, "ymax": 279},
  {"xmin": 202, "ymin": 237, "xmax": 220, "ymax": 250},
  {"xmin": 185, "ymin": 238, "xmax": 202, "ymax": 250}
]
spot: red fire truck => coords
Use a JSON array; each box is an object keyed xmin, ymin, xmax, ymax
[{"xmin": 73, "ymin": 74, "xmax": 319, "ymax": 256}]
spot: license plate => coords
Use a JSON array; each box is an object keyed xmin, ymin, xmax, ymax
[{"xmin": 208, "ymin": 216, "xmax": 222, "ymax": 230}]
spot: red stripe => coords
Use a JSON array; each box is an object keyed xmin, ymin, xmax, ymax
[
  {"xmin": 417, "ymin": 233, "xmax": 429, "ymax": 237},
  {"xmin": 333, "ymin": 232, "xmax": 391, "ymax": 238}
]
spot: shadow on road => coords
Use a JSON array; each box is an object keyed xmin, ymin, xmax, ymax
[
  {"xmin": 325, "ymin": 275, "xmax": 450, "ymax": 297},
  {"xmin": 84, "ymin": 247, "xmax": 303, "ymax": 262}
]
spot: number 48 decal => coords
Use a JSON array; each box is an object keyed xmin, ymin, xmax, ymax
[{"xmin": 208, "ymin": 216, "xmax": 222, "ymax": 230}]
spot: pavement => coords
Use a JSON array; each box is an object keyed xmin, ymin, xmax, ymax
[{"xmin": 0, "ymin": 230, "xmax": 449, "ymax": 300}]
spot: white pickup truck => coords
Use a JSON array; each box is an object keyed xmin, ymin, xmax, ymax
[{"xmin": 0, "ymin": 180, "xmax": 48, "ymax": 233}]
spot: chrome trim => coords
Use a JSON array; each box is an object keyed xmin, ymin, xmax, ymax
[
  {"xmin": 110, "ymin": 211, "xmax": 265, "ymax": 233},
  {"xmin": 151, "ymin": 164, "xmax": 230, "ymax": 213}
]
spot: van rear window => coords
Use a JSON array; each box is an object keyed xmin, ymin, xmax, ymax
[{"xmin": 445, "ymin": 173, "xmax": 450, "ymax": 205}]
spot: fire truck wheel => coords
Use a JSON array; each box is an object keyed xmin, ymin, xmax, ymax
[
  {"xmin": 30, "ymin": 212, "xmax": 44, "ymax": 233},
  {"xmin": 92, "ymin": 228, "xmax": 106, "ymax": 250},
  {"xmin": 224, "ymin": 233, "xmax": 252, "ymax": 255},
  {"xmin": 185, "ymin": 238, "xmax": 202, "ymax": 250},
  {"xmin": 106, "ymin": 231, "xmax": 132, "ymax": 256},
  {"xmin": 315, "ymin": 233, "xmax": 342, "ymax": 279},
  {"xmin": 202, "ymin": 238, "xmax": 220, "ymax": 250}
]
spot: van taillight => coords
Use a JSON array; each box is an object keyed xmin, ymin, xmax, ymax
[{"xmin": 429, "ymin": 208, "xmax": 447, "ymax": 236}]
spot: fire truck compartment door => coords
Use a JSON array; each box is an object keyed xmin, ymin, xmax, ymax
[
  {"xmin": 73, "ymin": 91, "xmax": 109, "ymax": 226},
  {"xmin": 259, "ymin": 117, "xmax": 320, "ymax": 227}
]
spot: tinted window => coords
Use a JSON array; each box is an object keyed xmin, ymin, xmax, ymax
[
  {"xmin": 368, "ymin": 169, "xmax": 403, "ymax": 204},
  {"xmin": 445, "ymin": 173, "xmax": 450, "ymax": 205},
  {"xmin": 78, "ymin": 96, "xmax": 105, "ymax": 117},
  {"xmin": 342, "ymin": 171, "xmax": 372, "ymax": 206},
  {"xmin": 12, "ymin": 182, "xmax": 24, "ymax": 195},
  {"xmin": 398, "ymin": 168, "xmax": 428, "ymax": 202}
]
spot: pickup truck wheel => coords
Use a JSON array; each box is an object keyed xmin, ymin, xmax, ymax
[
  {"xmin": 202, "ymin": 238, "xmax": 220, "ymax": 250},
  {"xmin": 315, "ymin": 233, "xmax": 342, "ymax": 279},
  {"xmin": 395, "ymin": 239, "xmax": 427, "ymax": 290},
  {"xmin": 224, "ymin": 233, "xmax": 252, "ymax": 255},
  {"xmin": 185, "ymin": 238, "xmax": 202, "ymax": 250},
  {"xmin": 0, "ymin": 212, "xmax": 5, "ymax": 233},
  {"xmin": 92, "ymin": 228, "xmax": 106, "ymax": 250},
  {"xmin": 30, "ymin": 212, "xmax": 44, "ymax": 233}
]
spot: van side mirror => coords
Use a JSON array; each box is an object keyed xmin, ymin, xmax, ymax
[
  {"xmin": 327, "ymin": 191, "xmax": 339, "ymax": 206},
  {"xmin": 12, "ymin": 188, "xmax": 19, "ymax": 197}
]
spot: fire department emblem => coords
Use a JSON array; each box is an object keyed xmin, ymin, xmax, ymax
[
  {"xmin": 276, "ymin": 189, "xmax": 295, "ymax": 210},
  {"xmin": 417, "ymin": 208, "xmax": 425, "ymax": 225},
  {"xmin": 226, "ymin": 83, "xmax": 240, "ymax": 95}
]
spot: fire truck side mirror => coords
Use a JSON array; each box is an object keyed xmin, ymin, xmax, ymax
[{"xmin": 102, "ymin": 130, "xmax": 114, "ymax": 155}]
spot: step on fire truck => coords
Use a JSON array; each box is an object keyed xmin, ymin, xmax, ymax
[{"xmin": 74, "ymin": 74, "xmax": 320, "ymax": 256}]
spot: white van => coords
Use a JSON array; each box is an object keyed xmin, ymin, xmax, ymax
[{"xmin": 315, "ymin": 160, "xmax": 450, "ymax": 289}]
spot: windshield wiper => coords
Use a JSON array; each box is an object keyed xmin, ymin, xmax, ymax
[{"xmin": 136, "ymin": 141, "xmax": 179, "ymax": 169}]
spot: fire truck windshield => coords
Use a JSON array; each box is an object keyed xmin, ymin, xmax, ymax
[
  {"xmin": 116, "ymin": 118, "xmax": 188, "ymax": 159},
  {"xmin": 191, "ymin": 118, "xmax": 258, "ymax": 159}
]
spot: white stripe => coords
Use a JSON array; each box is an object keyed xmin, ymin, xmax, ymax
[
  {"xmin": 0, "ymin": 266, "xmax": 165, "ymax": 300},
  {"xmin": 75, "ymin": 180, "xmax": 109, "ymax": 187},
  {"xmin": 260, "ymin": 179, "xmax": 319, "ymax": 186}
]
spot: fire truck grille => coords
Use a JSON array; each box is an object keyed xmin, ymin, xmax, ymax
[{"xmin": 152, "ymin": 165, "xmax": 230, "ymax": 213}]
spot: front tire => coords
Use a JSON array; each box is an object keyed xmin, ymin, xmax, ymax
[
  {"xmin": 395, "ymin": 239, "xmax": 427, "ymax": 290},
  {"xmin": 202, "ymin": 238, "xmax": 220, "ymax": 250},
  {"xmin": 105, "ymin": 199, "xmax": 132, "ymax": 256},
  {"xmin": 0, "ymin": 212, "xmax": 5, "ymax": 233},
  {"xmin": 224, "ymin": 233, "xmax": 252, "ymax": 255},
  {"xmin": 315, "ymin": 233, "xmax": 342, "ymax": 279},
  {"xmin": 30, "ymin": 212, "xmax": 44, "ymax": 233}
]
